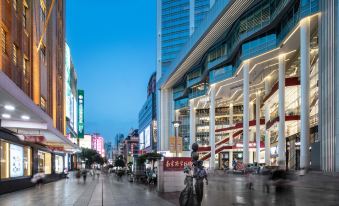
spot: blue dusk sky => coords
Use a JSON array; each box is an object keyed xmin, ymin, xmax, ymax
[{"xmin": 66, "ymin": 1, "xmax": 156, "ymax": 143}]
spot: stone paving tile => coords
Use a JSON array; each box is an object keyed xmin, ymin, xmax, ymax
[{"xmin": 1, "ymin": 172, "xmax": 339, "ymax": 205}]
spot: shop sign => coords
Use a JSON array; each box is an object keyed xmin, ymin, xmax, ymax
[
  {"xmin": 47, "ymin": 146, "xmax": 64, "ymax": 151},
  {"xmin": 10, "ymin": 144, "xmax": 24, "ymax": 177},
  {"xmin": 164, "ymin": 157, "xmax": 192, "ymax": 171},
  {"xmin": 78, "ymin": 90, "xmax": 84, "ymax": 138},
  {"xmin": 169, "ymin": 136, "xmax": 183, "ymax": 153},
  {"xmin": 24, "ymin": 135, "xmax": 46, "ymax": 143}
]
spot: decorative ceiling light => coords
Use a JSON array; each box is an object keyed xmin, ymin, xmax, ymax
[
  {"xmin": 4, "ymin": 105, "xmax": 15, "ymax": 111},
  {"xmin": 21, "ymin": 115, "xmax": 30, "ymax": 120},
  {"xmin": 2, "ymin": 114, "xmax": 11, "ymax": 118}
]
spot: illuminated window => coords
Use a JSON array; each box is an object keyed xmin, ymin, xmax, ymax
[
  {"xmin": 23, "ymin": 57, "xmax": 28, "ymax": 76},
  {"xmin": 24, "ymin": 146, "xmax": 32, "ymax": 176},
  {"xmin": 13, "ymin": 44, "xmax": 17, "ymax": 66},
  {"xmin": 40, "ymin": 96, "xmax": 46, "ymax": 111},
  {"xmin": 55, "ymin": 155, "xmax": 64, "ymax": 174},
  {"xmin": 0, "ymin": 140, "xmax": 9, "ymax": 179},
  {"xmin": 1, "ymin": 28, "xmax": 6, "ymax": 54},
  {"xmin": 23, "ymin": 4, "xmax": 28, "ymax": 28},
  {"xmin": 13, "ymin": 0, "xmax": 17, "ymax": 11},
  {"xmin": 38, "ymin": 151, "xmax": 51, "ymax": 174},
  {"xmin": 40, "ymin": 44, "xmax": 46, "ymax": 64}
]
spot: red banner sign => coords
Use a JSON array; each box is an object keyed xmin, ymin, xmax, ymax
[
  {"xmin": 164, "ymin": 157, "xmax": 192, "ymax": 171},
  {"xmin": 24, "ymin": 135, "xmax": 46, "ymax": 143},
  {"xmin": 47, "ymin": 146, "xmax": 64, "ymax": 151}
]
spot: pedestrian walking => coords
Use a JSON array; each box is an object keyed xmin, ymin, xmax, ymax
[
  {"xmin": 75, "ymin": 169, "xmax": 81, "ymax": 183},
  {"xmin": 82, "ymin": 169, "xmax": 87, "ymax": 183},
  {"xmin": 31, "ymin": 169, "xmax": 46, "ymax": 189}
]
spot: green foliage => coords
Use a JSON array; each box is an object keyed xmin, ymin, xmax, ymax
[
  {"xmin": 115, "ymin": 155, "xmax": 125, "ymax": 167},
  {"xmin": 78, "ymin": 148, "xmax": 105, "ymax": 168}
]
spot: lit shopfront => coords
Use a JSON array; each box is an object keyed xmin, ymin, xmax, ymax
[{"xmin": 0, "ymin": 139, "xmax": 32, "ymax": 180}]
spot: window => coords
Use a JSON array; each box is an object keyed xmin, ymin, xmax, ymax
[
  {"xmin": 40, "ymin": 44, "xmax": 46, "ymax": 64},
  {"xmin": 38, "ymin": 151, "xmax": 51, "ymax": 174},
  {"xmin": 55, "ymin": 155, "xmax": 64, "ymax": 174},
  {"xmin": 0, "ymin": 140, "xmax": 31, "ymax": 179},
  {"xmin": 1, "ymin": 28, "xmax": 6, "ymax": 54},
  {"xmin": 13, "ymin": 0, "xmax": 17, "ymax": 11},
  {"xmin": 23, "ymin": 57, "xmax": 28, "ymax": 76},
  {"xmin": 13, "ymin": 44, "xmax": 17, "ymax": 66},
  {"xmin": 23, "ymin": 4, "xmax": 28, "ymax": 28},
  {"xmin": 0, "ymin": 140, "xmax": 9, "ymax": 179},
  {"xmin": 24, "ymin": 147, "xmax": 32, "ymax": 176},
  {"xmin": 40, "ymin": 96, "xmax": 47, "ymax": 111}
]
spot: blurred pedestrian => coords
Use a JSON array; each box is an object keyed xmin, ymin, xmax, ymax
[
  {"xmin": 82, "ymin": 169, "xmax": 87, "ymax": 183},
  {"xmin": 31, "ymin": 169, "xmax": 46, "ymax": 189},
  {"xmin": 75, "ymin": 169, "xmax": 81, "ymax": 183}
]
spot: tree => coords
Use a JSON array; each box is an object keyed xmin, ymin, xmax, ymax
[
  {"xmin": 78, "ymin": 148, "xmax": 105, "ymax": 168},
  {"xmin": 114, "ymin": 155, "xmax": 125, "ymax": 167}
]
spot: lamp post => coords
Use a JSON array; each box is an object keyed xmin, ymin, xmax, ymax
[{"xmin": 172, "ymin": 120, "xmax": 181, "ymax": 157}]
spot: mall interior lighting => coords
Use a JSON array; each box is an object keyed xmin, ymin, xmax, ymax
[
  {"xmin": 21, "ymin": 115, "xmax": 30, "ymax": 120},
  {"xmin": 2, "ymin": 114, "xmax": 11, "ymax": 118},
  {"xmin": 4, "ymin": 105, "xmax": 15, "ymax": 111}
]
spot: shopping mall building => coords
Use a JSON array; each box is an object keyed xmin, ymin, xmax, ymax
[
  {"xmin": 0, "ymin": 0, "xmax": 79, "ymax": 194},
  {"xmin": 157, "ymin": 0, "xmax": 339, "ymax": 173}
]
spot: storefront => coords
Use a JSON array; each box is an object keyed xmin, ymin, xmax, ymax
[
  {"xmin": 0, "ymin": 139, "xmax": 32, "ymax": 180},
  {"xmin": 0, "ymin": 129, "xmax": 70, "ymax": 194}
]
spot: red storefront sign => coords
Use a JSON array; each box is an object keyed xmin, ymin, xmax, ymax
[
  {"xmin": 164, "ymin": 157, "xmax": 192, "ymax": 171},
  {"xmin": 24, "ymin": 135, "xmax": 46, "ymax": 143},
  {"xmin": 47, "ymin": 146, "xmax": 64, "ymax": 151}
]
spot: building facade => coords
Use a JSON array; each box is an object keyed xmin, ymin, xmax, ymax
[
  {"xmin": 157, "ymin": 0, "xmax": 339, "ymax": 174},
  {"xmin": 0, "ymin": 0, "xmax": 79, "ymax": 194},
  {"xmin": 157, "ymin": 0, "xmax": 214, "ymax": 80},
  {"xmin": 139, "ymin": 72, "xmax": 157, "ymax": 153},
  {"xmin": 92, "ymin": 134, "xmax": 104, "ymax": 157}
]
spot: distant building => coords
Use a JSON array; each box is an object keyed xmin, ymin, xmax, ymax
[
  {"xmin": 104, "ymin": 141, "xmax": 113, "ymax": 160},
  {"xmin": 79, "ymin": 134, "xmax": 92, "ymax": 149},
  {"xmin": 139, "ymin": 73, "xmax": 157, "ymax": 153},
  {"xmin": 92, "ymin": 134, "xmax": 105, "ymax": 157}
]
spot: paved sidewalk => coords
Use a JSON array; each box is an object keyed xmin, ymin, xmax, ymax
[
  {"xmin": 1, "ymin": 172, "xmax": 339, "ymax": 206},
  {"xmin": 0, "ymin": 174, "xmax": 174, "ymax": 206}
]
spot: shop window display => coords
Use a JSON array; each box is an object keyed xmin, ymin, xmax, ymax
[
  {"xmin": 0, "ymin": 140, "xmax": 32, "ymax": 179},
  {"xmin": 38, "ymin": 151, "xmax": 51, "ymax": 174},
  {"xmin": 55, "ymin": 155, "xmax": 64, "ymax": 174},
  {"xmin": 1, "ymin": 140, "xmax": 9, "ymax": 179}
]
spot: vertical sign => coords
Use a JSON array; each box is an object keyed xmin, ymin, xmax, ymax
[
  {"xmin": 78, "ymin": 90, "xmax": 84, "ymax": 138},
  {"xmin": 65, "ymin": 43, "xmax": 71, "ymax": 119},
  {"xmin": 177, "ymin": 136, "xmax": 183, "ymax": 153},
  {"xmin": 169, "ymin": 136, "xmax": 176, "ymax": 153}
]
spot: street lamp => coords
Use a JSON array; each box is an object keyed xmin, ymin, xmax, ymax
[{"xmin": 172, "ymin": 120, "xmax": 181, "ymax": 157}]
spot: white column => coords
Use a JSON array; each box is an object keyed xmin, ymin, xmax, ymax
[
  {"xmin": 264, "ymin": 76, "xmax": 271, "ymax": 165},
  {"xmin": 278, "ymin": 54, "xmax": 286, "ymax": 167},
  {"xmin": 243, "ymin": 62, "xmax": 250, "ymax": 164},
  {"xmin": 189, "ymin": 0, "xmax": 195, "ymax": 35},
  {"xmin": 255, "ymin": 91, "xmax": 261, "ymax": 163},
  {"xmin": 300, "ymin": 18, "xmax": 310, "ymax": 170},
  {"xmin": 189, "ymin": 100, "xmax": 196, "ymax": 147},
  {"xmin": 229, "ymin": 150, "xmax": 233, "ymax": 169},
  {"xmin": 229, "ymin": 102, "xmax": 234, "ymax": 145},
  {"xmin": 249, "ymin": 102, "xmax": 255, "ymax": 143},
  {"xmin": 209, "ymin": 85, "xmax": 216, "ymax": 170},
  {"xmin": 265, "ymin": 104, "xmax": 271, "ymax": 165}
]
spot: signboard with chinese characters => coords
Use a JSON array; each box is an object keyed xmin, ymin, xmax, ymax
[
  {"xmin": 24, "ymin": 135, "xmax": 46, "ymax": 143},
  {"xmin": 78, "ymin": 90, "xmax": 84, "ymax": 138},
  {"xmin": 169, "ymin": 136, "xmax": 183, "ymax": 153},
  {"xmin": 169, "ymin": 136, "xmax": 176, "ymax": 153},
  {"xmin": 163, "ymin": 157, "xmax": 192, "ymax": 171}
]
